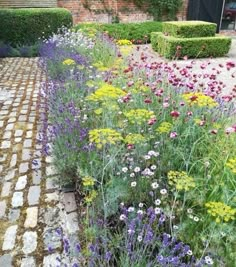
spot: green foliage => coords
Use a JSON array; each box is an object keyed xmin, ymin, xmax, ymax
[
  {"xmin": 163, "ymin": 21, "xmax": 217, "ymax": 38},
  {"xmin": 129, "ymin": 0, "xmax": 183, "ymax": 20},
  {"xmin": 0, "ymin": 8, "xmax": 72, "ymax": 46},
  {"xmin": 75, "ymin": 21, "xmax": 163, "ymax": 43},
  {"xmin": 152, "ymin": 32, "xmax": 231, "ymax": 59}
]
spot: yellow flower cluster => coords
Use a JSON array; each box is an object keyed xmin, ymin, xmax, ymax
[
  {"xmin": 92, "ymin": 61, "xmax": 109, "ymax": 72},
  {"xmin": 182, "ymin": 92, "xmax": 218, "ymax": 108},
  {"xmin": 89, "ymin": 128, "xmax": 123, "ymax": 149},
  {"xmin": 62, "ymin": 58, "xmax": 76, "ymax": 66},
  {"xmin": 225, "ymin": 157, "xmax": 236, "ymax": 174},
  {"xmin": 82, "ymin": 176, "xmax": 95, "ymax": 187},
  {"xmin": 116, "ymin": 39, "xmax": 133, "ymax": 46},
  {"xmin": 168, "ymin": 171, "xmax": 195, "ymax": 191},
  {"xmin": 124, "ymin": 109, "xmax": 155, "ymax": 124},
  {"xmin": 94, "ymin": 103, "xmax": 119, "ymax": 115},
  {"xmin": 86, "ymin": 84, "xmax": 126, "ymax": 102},
  {"xmin": 205, "ymin": 201, "xmax": 236, "ymax": 223},
  {"xmin": 124, "ymin": 133, "xmax": 145, "ymax": 144},
  {"xmin": 85, "ymin": 190, "xmax": 97, "ymax": 203},
  {"xmin": 157, "ymin": 122, "xmax": 172, "ymax": 134}
]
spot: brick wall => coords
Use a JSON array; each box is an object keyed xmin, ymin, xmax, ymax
[
  {"xmin": 0, "ymin": 0, "xmax": 57, "ymax": 8},
  {"xmin": 57, "ymin": 0, "xmax": 189, "ymax": 24}
]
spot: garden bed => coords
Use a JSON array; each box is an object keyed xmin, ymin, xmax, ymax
[{"xmin": 39, "ymin": 27, "xmax": 236, "ymax": 266}]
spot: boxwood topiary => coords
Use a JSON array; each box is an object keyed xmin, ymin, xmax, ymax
[
  {"xmin": 0, "ymin": 8, "xmax": 73, "ymax": 46},
  {"xmin": 152, "ymin": 32, "xmax": 231, "ymax": 59}
]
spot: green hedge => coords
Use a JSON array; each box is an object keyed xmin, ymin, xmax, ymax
[
  {"xmin": 162, "ymin": 21, "xmax": 217, "ymax": 38},
  {"xmin": 150, "ymin": 32, "xmax": 162, "ymax": 51},
  {"xmin": 75, "ymin": 21, "xmax": 163, "ymax": 43},
  {"xmin": 0, "ymin": 8, "xmax": 72, "ymax": 46},
  {"xmin": 152, "ymin": 32, "xmax": 231, "ymax": 59}
]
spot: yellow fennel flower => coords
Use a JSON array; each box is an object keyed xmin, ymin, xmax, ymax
[
  {"xmin": 85, "ymin": 190, "xmax": 98, "ymax": 203},
  {"xmin": 62, "ymin": 58, "xmax": 76, "ymax": 66},
  {"xmin": 124, "ymin": 134, "xmax": 146, "ymax": 144},
  {"xmin": 168, "ymin": 171, "xmax": 195, "ymax": 191},
  {"xmin": 124, "ymin": 109, "xmax": 155, "ymax": 125},
  {"xmin": 89, "ymin": 128, "xmax": 123, "ymax": 149},
  {"xmin": 116, "ymin": 39, "xmax": 133, "ymax": 46},
  {"xmin": 182, "ymin": 92, "xmax": 218, "ymax": 108},
  {"xmin": 205, "ymin": 201, "xmax": 236, "ymax": 223},
  {"xmin": 157, "ymin": 122, "xmax": 172, "ymax": 134},
  {"xmin": 86, "ymin": 83, "xmax": 126, "ymax": 102},
  {"xmin": 82, "ymin": 176, "xmax": 95, "ymax": 187},
  {"xmin": 225, "ymin": 157, "xmax": 236, "ymax": 174}
]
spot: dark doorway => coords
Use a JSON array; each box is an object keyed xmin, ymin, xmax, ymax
[{"xmin": 187, "ymin": 0, "xmax": 224, "ymax": 32}]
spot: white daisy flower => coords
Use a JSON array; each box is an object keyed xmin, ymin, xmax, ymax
[
  {"xmin": 155, "ymin": 199, "xmax": 161, "ymax": 206},
  {"xmin": 151, "ymin": 182, "xmax": 159, "ymax": 189}
]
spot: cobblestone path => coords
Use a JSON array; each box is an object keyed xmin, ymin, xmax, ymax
[{"xmin": 0, "ymin": 58, "xmax": 79, "ymax": 267}]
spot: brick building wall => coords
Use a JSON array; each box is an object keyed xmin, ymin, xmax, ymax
[{"xmin": 57, "ymin": 0, "xmax": 189, "ymax": 24}]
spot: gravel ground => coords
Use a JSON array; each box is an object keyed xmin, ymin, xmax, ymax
[{"xmin": 129, "ymin": 39, "xmax": 236, "ymax": 96}]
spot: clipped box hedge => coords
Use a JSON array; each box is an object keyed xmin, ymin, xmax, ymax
[
  {"xmin": 152, "ymin": 32, "xmax": 231, "ymax": 59},
  {"xmin": 75, "ymin": 21, "xmax": 163, "ymax": 43},
  {"xmin": 162, "ymin": 21, "xmax": 217, "ymax": 38},
  {"xmin": 0, "ymin": 8, "xmax": 72, "ymax": 46}
]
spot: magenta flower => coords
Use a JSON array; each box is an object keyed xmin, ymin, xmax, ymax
[
  {"xmin": 170, "ymin": 111, "xmax": 180, "ymax": 118},
  {"xmin": 170, "ymin": 132, "xmax": 178, "ymax": 138}
]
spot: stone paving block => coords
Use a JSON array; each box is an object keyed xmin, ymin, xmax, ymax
[
  {"xmin": 19, "ymin": 162, "xmax": 29, "ymax": 174},
  {"xmin": 15, "ymin": 175, "xmax": 27, "ymax": 190},
  {"xmin": 0, "ymin": 254, "xmax": 12, "ymax": 266},
  {"xmin": 15, "ymin": 129, "xmax": 23, "ymax": 137},
  {"xmin": 26, "ymin": 131, "xmax": 33, "ymax": 138},
  {"xmin": 3, "ymin": 131, "xmax": 12, "ymax": 139},
  {"xmin": 23, "ymin": 139, "xmax": 32, "ymax": 148},
  {"xmin": 0, "ymin": 200, "xmax": 7, "ymax": 218},
  {"xmin": 6, "ymin": 123, "xmax": 14, "ymax": 130},
  {"xmin": 22, "ymin": 231, "xmax": 38, "ymax": 254},
  {"xmin": 24, "ymin": 207, "xmax": 38, "ymax": 228},
  {"xmin": 8, "ymin": 117, "xmax": 16, "ymax": 123},
  {"xmin": 32, "ymin": 159, "xmax": 41, "ymax": 170},
  {"xmin": 5, "ymin": 169, "xmax": 16, "ymax": 181},
  {"xmin": 15, "ymin": 137, "xmax": 22, "ymax": 143},
  {"xmin": 45, "ymin": 193, "xmax": 59, "ymax": 203},
  {"xmin": 43, "ymin": 207, "xmax": 60, "ymax": 227},
  {"xmin": 1, "ymin": 140, "xmax": 11, "ymax": 149},
  {"xmin": 0, "ymin": 154, "xmax": 7, "ymax": 162},
  {"xmin": 45, "ymin": 156, "xmax": 53, "ymax": 164},
  {"xmin": 63, "ymin": 193, "xmax": 77, "ymax": 213},
  {"xmin": 43, "ymin": 253, "xmax": 61, "ymax": 267},
  {"xmin": 18, "ymin": 115, "xmax": 27, "ymax": 121},
  {"xmin": 26, "ymin": 123, "xmax": 33, "ymax": 130},
  {"xmin": 2, "ymin": 225, "xmax": 18, "ymax": 251},
  {"xmin": 10, "ymin": 154, "xmax": 17, "ymax": 168},
  {"xmin": 1, "ymin": 182, "xmax": 12, "ymax": 197},
  {"xmin": 65, "ymin": 212, "xmax": 79, "ymax": 234},
  {"xmin": 20, "ymin": 257, "xmax": 36, "ymax": 267},
  {"xmin": 0, "ymin": 120, "xmax": 4, "ymax": 127},
  {"xmin": 8, "ymin": 209, "xmax": 21, "ymax": 222},
  {"xmin": 46, "ymin": 178, "xmax": 58, "ymax": 191},
  {"xmin": 32, "ymin": 170, "xmax": 41, "ymax": 185},
  {"xmin": 22, "ymin": 149, "xmax": 31, "ymax": 161},
  {"xmin": 46, "ymin": 166, "xmax": 57, "ymax": 177},
  {"xmin": 12, "ymin": 192, "xmax": 24, "ymax": 208},
  {"xmin": 28, "ymin": 186, "xmax": 41, "ymax": 206}
]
